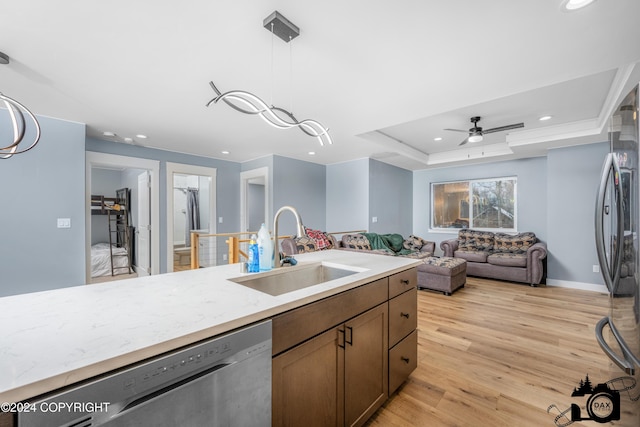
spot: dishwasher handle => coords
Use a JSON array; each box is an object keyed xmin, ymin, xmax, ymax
[{"xmin": 595, "ymin": 316, "xmax": 635, "ymax": 375}]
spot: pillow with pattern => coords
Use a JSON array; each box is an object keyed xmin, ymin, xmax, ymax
[
  {"xmin": 403, "ymin": 234, "xmax": 428, "ymax": 251},
  {"xmin": 305, "ymin": 228, "xmax": 333, "ymax": 250}
]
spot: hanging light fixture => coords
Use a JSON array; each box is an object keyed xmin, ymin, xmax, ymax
[
  {"xmin": 206, "ymin": 11, "xmax": 332, "ymax": 146},
  {"xmin": 0, "ymin": 52, "xmax": 41, "ymax": 159}
]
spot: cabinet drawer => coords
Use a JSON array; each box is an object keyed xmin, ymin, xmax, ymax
[
  {"xmin": 389, "ymin": 268, "xmax": 417, "ymax": 299},
  {"xmin": 389, "ymin": 330, "xmax": 418, "ymax": 394},
  {"xmin": 388, "ymin": 288, "xmax": 417, "ymax": 347}
]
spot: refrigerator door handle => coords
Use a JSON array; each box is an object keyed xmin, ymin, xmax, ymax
[
  {"xmin": 595, "ymin": 316, "xmax": 635, "ymax": 375},
  {"xmin": 594, "ymin": 153, "xmax": 625, "ymax": 293}
]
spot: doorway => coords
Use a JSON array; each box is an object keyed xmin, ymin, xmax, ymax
[
  {"xmin": 241, "ymin": 167, "xmax": 269, "ymax": 233},
  {"xmin": 85, "ymin": 152, "xmax": 160, "ymax": 283},
  {"xmin": 166, "ymin": 163, "xmax": 217, "ymax": 272}
]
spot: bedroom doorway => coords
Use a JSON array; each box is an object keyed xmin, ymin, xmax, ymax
[{"xmin": 85, "ymin": 152, "xmax": 160, "ymax": 284}]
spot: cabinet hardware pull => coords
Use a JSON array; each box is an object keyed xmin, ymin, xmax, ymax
[
  {"xmin": 338, "ymin": 329, "xmax": 345, "ymax": 349},
  {"xmin": 345, "ymin": 326, "xmax": 353, "ymax": 346},
  {"xmin": 400, "ymin": 312, "xmax": 410, "ymax": 319},
  {"xmin": 401, "ymin": 357, "xmax": 410, "ymax": 364},
  {"xmin": 400, "ymin": 279, "xmax": 410, "ymax": 285}
]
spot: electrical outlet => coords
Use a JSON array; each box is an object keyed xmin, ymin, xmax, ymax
[
  {"xmin": 593, "ymin": 265, "xmax": 600, "ymax": 273},
  {"xmin": 218, "ymin": 217, "xmax": 223, "ymax": 223},
  {"xmin": 223, "ymin": 254, "xmax": 228, "ymax": 261},
  {"xmin": 372, "ymin": 216, "xmax": 378, "ymax": 223}
]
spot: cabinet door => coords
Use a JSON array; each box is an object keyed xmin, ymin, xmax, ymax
[
  {"xmin": 272, "ymin": 326, "xmax": 344, "ymax": 427},
  {"xmin": 344, "ymin": 303, "xmax": 389, "ymax": 427}
]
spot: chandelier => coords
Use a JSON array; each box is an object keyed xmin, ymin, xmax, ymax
[
  {"xmin": 0, "ymin": 52, "xmax": 41, "ymax": 159},
  {"xmin": 206, "ymin": 11, "xmax": 332, "ymax": 146}
]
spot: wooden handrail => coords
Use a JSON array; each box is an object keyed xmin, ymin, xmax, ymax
[{"xmin": 188, "ymin": 229, "xmax": 367, "ymax": 269}]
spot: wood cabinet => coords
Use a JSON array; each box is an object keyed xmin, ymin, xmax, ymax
[{"xmin": 272, "ymin": 267, "xmax": 418, "ymax": 427}]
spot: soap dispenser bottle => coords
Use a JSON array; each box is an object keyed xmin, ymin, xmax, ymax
[
  {"xmin": 248, "ymin": 234, "xmax": 259, "ymax": 273},
  {"xmin": 257, "ymin": 223, "xmax": 273, "ymax": 271}
]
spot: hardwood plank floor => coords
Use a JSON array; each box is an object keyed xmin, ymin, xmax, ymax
[{"xmin": 365, "ymin": 277, "xmax": 637, "ymax": 427}]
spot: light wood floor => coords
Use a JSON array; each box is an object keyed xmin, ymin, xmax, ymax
[{"xmin": 365, "ymin": 277, "xmax": 638, "ymax": 427}]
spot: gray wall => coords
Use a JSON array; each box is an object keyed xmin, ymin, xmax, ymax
[
  {"xmin": 326, "ymin": 159, "xmax": 369, "ymax": 232},
  {"xmin": 273, "ymin": 155, "xmax": 326, "ymax": 236},
  {"xmin": 86, "ymin": 138, "xmax": 241, "ymax": 273},
  {"xmin": 413, "ymin": 156, "xmax": 548, "ymax": 251},
  {"xmin": 369, "ymin": 159, "xmax": 413, "ymax": 236},
  {"xmin": 413, "ymin": 145, "xmax": 608, "ymax": 284},
  {"xmin": 547, "ymin": 142, "xmax": 608, "ymax": 285},
  {"xmin": 0, "ymin": 115, "xmax": 86, "ymax": 296}
]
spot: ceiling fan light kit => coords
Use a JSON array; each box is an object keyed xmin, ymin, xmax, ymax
[
  {"xmin": 445, "ymin": 116, "xmax": 524, "ymax": 146},
  {"xmin": 207, "ymin": 11, "xmax": 331, "ymax": 146}
]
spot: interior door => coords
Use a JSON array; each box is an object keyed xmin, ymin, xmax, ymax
[{"xmin": 137, "ymin": 171, "xmax": 151, "ymax": 276}]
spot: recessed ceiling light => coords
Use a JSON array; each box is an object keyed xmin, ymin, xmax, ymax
[
  {"xmin": 221, "ymin": 150, "xmax": 230, "ymax": 155},
  {"xmin": 561, "ymin": 0, "xmax": 596, "ymax": 11},
  {"xmin": 539, "ymin": 115, "xmax": 553, "ymax": 121},
  {"xmin": 135, "ymin": 134, "xmax": 148, "ymax": 139},
  {"xmin": 308, "ymin": 151, "xmax": 316, "ymax": 155},
  {"xmin": 434, "ymin": 137, "xmax": 442, "ymax": 141},
  {"xmin": 123, "ymin": 137, "xmax": 133, "ymax": 144},
  {"xmin": 103, "ymin": 131, "xmax": 116, "ymax": 137}
]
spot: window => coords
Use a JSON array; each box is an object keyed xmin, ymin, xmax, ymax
[{"xmin": 431, "ymin": 177, "xmax": 517, "ymax": 231}]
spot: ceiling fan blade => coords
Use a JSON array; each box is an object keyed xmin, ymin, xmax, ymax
[
  {"xmin": 458, "ymin": 137, "xmax": 469, "ymax": 146},
  {"xmin": 444, "ymin": 128, "xmax": 469, "ymax": 133},
  {"xmin": 482, "ymin": 123, "xmax": 524, "ymax": 134}
]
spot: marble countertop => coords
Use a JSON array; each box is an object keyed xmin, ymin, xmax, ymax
[{"xmin": 0, "ymin": 250, "xmax": 420, "ymax": 403}]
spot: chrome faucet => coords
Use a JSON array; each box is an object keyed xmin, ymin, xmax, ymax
[{"xmin": 273, "ymin": 206, "xmax": 306, "ymax": 268}]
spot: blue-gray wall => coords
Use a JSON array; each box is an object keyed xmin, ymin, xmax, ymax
[
  {"xmin": 547, "ymin": 142, "xmax": 608, "ymax": 285},
  {"xmin": 369, "ymin": 159, "xmax": 413, "ymax": 236},
  {"xmin": 273, "ymin": 155, "xmax": 326, "ymax": 236},
  {"xmin": 414, "ymin": 156, "xmax": 548, "ymax": 249},
  {"xmin": 0, "ymin": 115, "xmax": 86, "ymax": 296},
  {"xmin": 413, "ymin": 145, "xmax": 608, "ymax": 285},
  {"xmin": 0, "ymin": 111, "xmax": 610, "ymax": 297},
  {"xmin": 326, "ymin": 159, "xmax": 369, "ymax": 232}
]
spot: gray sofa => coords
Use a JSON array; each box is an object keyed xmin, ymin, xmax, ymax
[
  {"xmin": 440, "ymin": 229, "xmax": 547, "ymax": 286},
  {"xmin": 281, "ymin": 232, "xmax": 435, "ymax": 260}
]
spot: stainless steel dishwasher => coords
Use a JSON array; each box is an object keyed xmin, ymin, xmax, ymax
[{"xmin": 17, "ymin": 320, "xmax": 272, "ymax": 427}]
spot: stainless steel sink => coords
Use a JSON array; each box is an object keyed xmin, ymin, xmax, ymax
[{"xmin": 229, "ymin": 262, "xmax": 363, "ymax": 296}]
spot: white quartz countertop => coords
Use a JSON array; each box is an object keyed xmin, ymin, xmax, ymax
[{"xmin": 0, "ymin": 250, "xmax": 420, "ymax": 403}]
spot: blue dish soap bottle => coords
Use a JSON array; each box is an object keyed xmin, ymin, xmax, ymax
[{"xmin": 248, "ymin": 234, "xmax": 259, "ymax": 273}]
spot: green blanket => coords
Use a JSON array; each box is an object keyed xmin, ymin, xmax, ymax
[{"xmin": 362, "ymin": 233, "xmax": 413, "ymax": 255}]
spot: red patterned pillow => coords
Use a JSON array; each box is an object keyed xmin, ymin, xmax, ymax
[{"xmin": 305, "ymin": 228, "xmax": 333, "ymax": 250}]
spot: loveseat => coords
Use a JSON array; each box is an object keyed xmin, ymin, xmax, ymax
[{"xmin": 440, "ymin": 229, "xmax": 547, "ymax": 286}]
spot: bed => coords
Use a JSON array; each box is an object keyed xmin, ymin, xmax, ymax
[{"xmin": 91, "ymin": 243, "xmax": 131, "ymax": 277}]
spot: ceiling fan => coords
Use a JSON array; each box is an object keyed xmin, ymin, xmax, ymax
[{"xmin": 445, "ymin": 116, "xmax": 524, "ymax": 146}]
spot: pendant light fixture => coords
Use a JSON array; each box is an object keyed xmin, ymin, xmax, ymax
[
  {"xmin": 206, "ymin": 11, "xmax": 332, "ymax": 146},
  {"xmin": 0, "ymin": 52, "xmax": 42, "ymax": 159}
]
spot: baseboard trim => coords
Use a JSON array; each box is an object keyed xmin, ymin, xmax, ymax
[{"xmin": 546, "ymin": 278, "xmax": 608, "ymax": 293}]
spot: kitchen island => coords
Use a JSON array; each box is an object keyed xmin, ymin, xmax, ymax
[{"xmin": 0, "ymin": 249, "xmax": 420, "ymax": 406}]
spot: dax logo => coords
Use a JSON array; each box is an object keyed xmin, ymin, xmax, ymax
[
  {"xmin": 548, "ymin": 374, "xmax": 622, "ymax": 425},
  {"xmin": 569, "ymin": 375, "xmax": 620, "ymax": 423}
]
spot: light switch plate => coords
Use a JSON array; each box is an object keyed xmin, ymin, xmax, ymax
[{"xmin": 57, "ymin": 218, "xmax": 71, "ymax": 228}]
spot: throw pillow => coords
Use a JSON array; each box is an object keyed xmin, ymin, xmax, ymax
[
  {"xmin": 305, "ymin": 228, "xmax": 333, "ymax": 250},
  {"xmin": 294, "ymin": 236, "xmax": 317, "ymax": 253},
  {"xmin": 403, "ymin": 234, "xmax": 428, "ymax": 251}
]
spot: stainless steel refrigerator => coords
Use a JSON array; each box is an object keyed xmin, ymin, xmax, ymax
[{"xmin": 594, "ymin": 84, "xmax": 640, "ymax": 426}]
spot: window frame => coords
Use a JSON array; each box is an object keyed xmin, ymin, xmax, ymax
[{"xmin": 430, "ymin": 176, "xmax": 518, "ymax": 233}]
